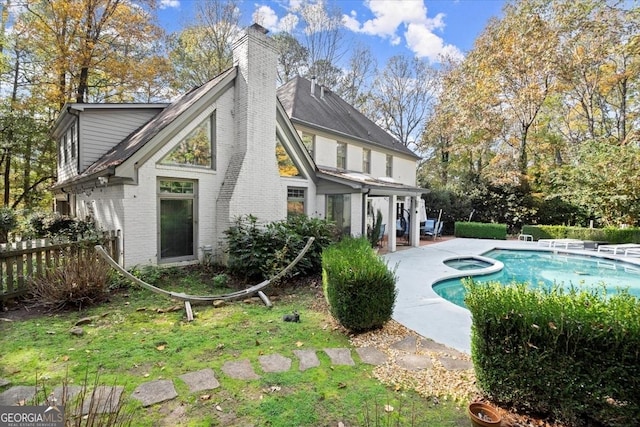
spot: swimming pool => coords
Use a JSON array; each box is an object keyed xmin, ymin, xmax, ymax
[{"xmin": 433, "ymin": 249, "xmax": 640, "ymax": 308}]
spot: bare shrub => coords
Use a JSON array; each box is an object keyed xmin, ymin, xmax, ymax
[{"xmin": 29, "ymin": 248, "xmax": 112, "ymax": 310}]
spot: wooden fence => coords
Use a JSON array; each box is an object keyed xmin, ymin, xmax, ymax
[{"xmin": 0, "ymin": 230, "xmax": 120, "ymax": 302}]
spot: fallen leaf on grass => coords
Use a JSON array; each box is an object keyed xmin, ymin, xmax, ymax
[
  {"xmin": 156, "ymin": 345, "xmax": 166, "ymax": 351},
  {"xmin": 384, "ymin": 404, "xmax": 394, "ymax": 412},
  {"xmin": 295, "ymin": 341, "xmax": 304, "ymax": 347}
]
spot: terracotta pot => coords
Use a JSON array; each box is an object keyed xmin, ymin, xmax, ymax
[{"xmin": 467, "ymin": 402, "xmax": 501, "ymax": 427}]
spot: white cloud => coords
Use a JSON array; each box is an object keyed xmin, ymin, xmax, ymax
[
  {"xmin": 252, "ymin": 5, "xmax": 299, "ymax": 33},
  {"xmin": 253, "ymin": 5, "xmax": 279, "ymax": 30},
  {"xmin": 342, "ymin": 11, "xmax": 361, "ymax": 32},
  {"xmin": 159, "ymin": 0, "xmax": 180, "ymax": 10},
  {"xmin": 346, "ymin": 0, "xmax": 460, "ymax": 62},
  {"xmin": 405, "ymin": 22, "xmax": 463, "ymax": 62}
]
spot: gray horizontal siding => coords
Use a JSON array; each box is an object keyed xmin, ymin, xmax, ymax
[{"xmin": 80, "ymin": 109, "xmax": 163, "ymax": 172}]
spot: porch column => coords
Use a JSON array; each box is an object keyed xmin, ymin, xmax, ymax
[
  {"xmin": 388, "ymin": 195, "xmax": 397, "ymax": 252},
  {"xmin": 410, "ymin": 195, "xmax": 420, "ymax": 247}
]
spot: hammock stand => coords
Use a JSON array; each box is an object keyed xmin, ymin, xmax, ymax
[{"xmin": 95, "ymin": 237, "xmax": 315, "ymax": 321}]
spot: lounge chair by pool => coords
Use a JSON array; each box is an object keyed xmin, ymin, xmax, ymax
[
  {"xmin": 597, "ymin": 243, "xmax": 640, "ymax": 255},
  {"xmin": 538, "ymin": 239, "xmax": 585, "ymax": 249}
]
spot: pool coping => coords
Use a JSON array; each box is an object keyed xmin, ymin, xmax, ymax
[{"xmin": 383, "ymin": 238, "xmax": 640, "ymax": 354}]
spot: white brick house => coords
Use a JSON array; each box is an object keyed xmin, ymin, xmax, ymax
[{"xmin": 52, "ymin": 24, "xmax": 425, "ymax": 268}]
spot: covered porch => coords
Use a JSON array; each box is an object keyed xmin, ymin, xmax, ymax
[{"xmin": 316, "ymin": 169, "xmax": 427, "ymax": 253}]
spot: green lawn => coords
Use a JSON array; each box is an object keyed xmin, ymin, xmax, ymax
[{"xmin": 0, "ymin": 269, "xmax": 471, "ymax": 426}]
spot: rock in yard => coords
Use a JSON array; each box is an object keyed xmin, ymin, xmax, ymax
[{"xmin": 70, "ymin": 326, "xmax": 84, "ymax": 336}]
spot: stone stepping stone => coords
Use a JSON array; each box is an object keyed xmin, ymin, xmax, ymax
[
  {"xmin": 439, "ymin": 356, "xmax": 473, "ymax": 371},
  {"xmin": 221, "ymin": 359, "xmax": 260, "ymax": 380},
  {"xmin": 421, "ymin": 338, "xmax": 455, "ymax": 354},
  {"xmin": 50, "ymin": 385, "xmax": 83, "ymax": 406},
  {"xmin": 390, "ymin": 336, "xmax": 419, "ymax": 353},
  {"xmin": 258, "ymin": 354, "xmax": 291, "ymax": 373},
  {"xmin": 0, "ymin": 385, "xmax": 36, "ymax": 405},
  {"xmin": 81, "ymin": 386, "xmax": 124, "ymax": 414},
  {"xmin": 0, "ymin": 378, "xmax": 10, "ymax": 387},
  {"xmin": 132, "ymin": 380, "xmax": 177, "ymax": 407},
  {"xmin": 396, "ymin": 354, "xmax": 432, "ymax": 371},
  {"xmin": 293, "ymin": 349, "xmax": 320, "ymax": 371},
  {"xmin": 324, "ymin": 348, "xmax": 355, "ymax": 366},
  {"xmin": 179, "ymin": 369, "xmax": 220, "ymax": 393},
  {"xmin": 355, "ymin": 347, "xmax": 387, "ymax": 365}
]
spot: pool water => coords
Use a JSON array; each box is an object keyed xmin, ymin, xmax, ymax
[{"xmin": 434, "ymin": 249, "xmax": 640, "ymax": 308}]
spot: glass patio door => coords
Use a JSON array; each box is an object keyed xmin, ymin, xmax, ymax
[{"xmin": 158, "ymin": 180, "xmax": 196, "ymax": 262}]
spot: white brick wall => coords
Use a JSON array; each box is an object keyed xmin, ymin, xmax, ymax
[{"xmin": 221, "ymin": 25, "xmax": 285, "ymax": 225}]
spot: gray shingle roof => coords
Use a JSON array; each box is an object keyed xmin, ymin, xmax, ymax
[
  {"xmin": 79, "ymin": 67, "xmax": 237, "ymax": 178},
  {"xmin": 277, "ymin": 76, "xmax": 418, "ymax": 159}
]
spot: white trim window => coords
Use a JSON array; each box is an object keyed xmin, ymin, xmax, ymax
[
  {"xmin": 385, "ymin": 154, "xmax": 393, "ymax": 177},
  {"xmin": 362, "ymin": 148, "xmax": 371, "ymax": 174},
  {"xmin": 287, "ymin": 187, "xmax": 306, "ymax": 217},
  {"xmin": 337, "ymin": 142, "xmax": 347, "ymax": 170}
]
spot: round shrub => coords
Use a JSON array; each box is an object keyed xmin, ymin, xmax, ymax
[{"xmin": 322, "ymin": 237, "xmax": 397, "ymax": 332}]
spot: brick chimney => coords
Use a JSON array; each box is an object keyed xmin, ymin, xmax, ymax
[{"xmin": 217, "ymin": 24, "xmax": 285, "ymax": 228}]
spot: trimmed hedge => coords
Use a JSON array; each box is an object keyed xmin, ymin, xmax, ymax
[
  {"xmin": 465, "ymin": 281, "xmax": 640, "ymax": 426},
  {"xmin": 521, "ymin": 225, "xmax": 640, "ymax": 243},
  {"xmin": 322, "ymin": 237, "xmax": 397, "ymax": 332},
  {"xmin": 454, "ymin": 221, "xmax": 507, "ymax": 239}
]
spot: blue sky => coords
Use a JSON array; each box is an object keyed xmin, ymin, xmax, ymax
[{"xmin": 158, "ymin": 0, "xmax": 505, "ymax": 65}]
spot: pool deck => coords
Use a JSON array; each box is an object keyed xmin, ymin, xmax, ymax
[{"xmin": 383, "ymin": 238, "xmax": 640, "ymax": 354}]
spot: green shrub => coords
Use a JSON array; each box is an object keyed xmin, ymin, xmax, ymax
[
  {"xmin": 0, "ymin": 206, "xmax": 17, "ymax": 243},
  {"xmin": 225, "ymin": 214, "xmax": 339, "ymax": 280},
  {"xmin": 322, "ymin": 237, "xmax": 397, "ymax": 332},
  {"xmin": 23, "ymin": 211, "xmax": 99, "ymax": 241},
  {"xmin": 465, "ymin": 280, "xmax": 640, "ymax": 426},
  {"xmin": 213, "ymin": 273, "xmax": 229, "ymax": 287},
  {"xmin": 454, "ymin": 221, "xmax": 507, "ymax": 239},
  {"xmin": 366, "ymin": 209, "xmax": 383, "ymax": 248}
]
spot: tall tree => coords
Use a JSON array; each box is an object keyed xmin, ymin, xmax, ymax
[
  {"xmin": 168, "ymin": 0, "xmax": 240, "ymax": 91},
  {"xmin": 18, "ymin": 0, "xmax": 168, "ymax": 106},
  {"xmin": 370, "ymin": 55, "xmax": 438, "ymax": 149},
  {"xmin": 336, "ymin": 43, "xmax": 376, "ymax": 111},
  {"xmin": 296, "ymin": 0, "xmax": 345, "ymax": 87},
  {"xmin": 272, "ymin": 32, "xmax": 308, "ymax": 85},
  {"xmin": 0, "ymin": 29, "xmax": 55, "ymax": 209},
  {"xmin": 553, "ymin": 0, "xmax": 640, "ymax": 145},
  {"xmin": 470, "ymin": 0, "xmax": 558, "ymax": 177}
]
